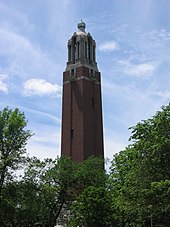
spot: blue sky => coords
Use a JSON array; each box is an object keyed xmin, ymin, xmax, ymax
[{"xmin": 0, "ymin": 0, "xmax": 170, "ymax": 161}]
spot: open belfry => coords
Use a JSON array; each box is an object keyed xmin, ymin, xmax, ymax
[{"xmin": 61, "ymin": 20, "xmax": 104, "ymax": 162}]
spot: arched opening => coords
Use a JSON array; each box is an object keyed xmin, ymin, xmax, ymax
[
  {"xmin": 68, "ymin": 45, "xmax": 71, "ymax": 62},
  {"xmin": 93, "ymin": 46, "xmax": 95, "ymax": 62},
  {"xmin": 77, "ymin": 42, "xmax": 79, "ymax": 59},
  {"xmin": 85, "ymin": 42, "xmax": 87, "ymax": 58},
  {"xmin": 73, "ymin": 37, "xmax": 76, "ymax": 63},
  {"xmin": 88, "ymin": 38, "xmax": 91, "ymax": 61}
]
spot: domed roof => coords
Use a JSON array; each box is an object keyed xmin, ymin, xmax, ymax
[
  {"xmin": 76, "ymin": 20, "xmax": 87, "ymax": 36},
  {"xmin": 77, "ymin": 20, "xmax": 86, "ymax": 30}
]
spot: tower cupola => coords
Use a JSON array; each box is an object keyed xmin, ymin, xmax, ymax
[{"xmin": 66, "ymin": 20, "xmax": 98, "ymax": 71}]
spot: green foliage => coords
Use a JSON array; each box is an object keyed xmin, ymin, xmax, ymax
[
  {"xmin": 16, "ymin": 156, "xmax": 78, "ymax": 227},
  {"xmin": 0, "ymin": 107, "xmax": 32, "ymax": 226},
  {"xmin": 0, "ymin": 107, "xmax": 32, "ymax": 172},
  {"xmin": 109, "ymin": 103, "xmax": 170, "ymax": 226},
  {"xmin": 69, "ymin": 157, "xmax": 109, "ymax": 226},
  {"xmin": 0, "ymin": 153, "xmax": 106, "ymax": 227},
  {"xmin": 70, "ymin": 186, "xmax": 113, "ymax": 227},
  {"xmin": 0, "ymin": 107, "xmax": 32, "ymax": 196},
  {"xmin": 75, "ymin": 156, "xmax": 106, "ymax": 191}
]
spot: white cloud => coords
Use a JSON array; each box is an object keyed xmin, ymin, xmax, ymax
[
  {"xmin": 118, "ymin": 60, "xmax": 156, "ymax": 76},
  {"xmin": 99, "ymin": 41, "xmax": 118, "ymax": 52},
  {"xmin": 23, "ymin": 78, "xmax": 61, "ymax": 96},
  {"xmin": 0, "ymin": 74, "xmax": 8, "ymax": 93}
]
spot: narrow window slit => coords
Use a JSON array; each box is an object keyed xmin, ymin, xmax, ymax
[
  {"xmin": 91, "ymin": 98, "xmax": 94, "ymax": 107},
  {"xmin": 71, "ymin": 128, "xmax": 74, "ymax": 139}
]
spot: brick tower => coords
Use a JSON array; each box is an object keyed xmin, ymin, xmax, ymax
[{"xmin": 61, "ymin": 20, "xmax": 104, "ymax": 162}]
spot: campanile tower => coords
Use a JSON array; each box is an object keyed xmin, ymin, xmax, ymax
[{"xmin": 61, "ymin": 20, "xmax": 104, "ymax": 162}]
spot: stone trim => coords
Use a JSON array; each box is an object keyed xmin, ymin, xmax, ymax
[{"xmin": 63, "ymin": 76, "xmax": 101, "ymax": 85}]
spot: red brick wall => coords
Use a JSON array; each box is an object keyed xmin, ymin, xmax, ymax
[{"xmin": 61, "ymin": 66, "xmax": 104, "ymax": 162}]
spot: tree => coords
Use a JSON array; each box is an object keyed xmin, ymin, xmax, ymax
[
  {"xmin": 51, "ymin": 156, "xmax": 106, "ymax": 227},
  {"xmin": 69, "ymin": 157, "xmax": 111, "ymax": 227},
  {"xmin": 75, "ymin": 156, "xmax": 106, "ymax": 191},
  {"xmin": 109, "ymin": 103, "xmax": 170, "ymax": 226},
  {"xmin": 109, "ymin": 147, "xmax": 136, "ymax": 226},
  {"xmin": 15, "ymin": 157, "xmax": 51, "ymax": 227},
  {"xmin": 40, "ymin": 156, "xmax": 78, "ymax": 227},
  {"xmin": 70, "ymin": 186, "xmax": 113, "ymax": 227},
  {"xmin": 0, "ymin": 156, "xmax": 69, "ymax": 227},
  {"xmin": 32, "ymin": 156, "xmax": 106, "ymax": 227},
  {"xmin": 0, "ymin": 107, "xmax": 108, "ymax": 226},
  {"xmin": 0, "ymin": 107, "xmax": 32, "ymax": 199},
  {"xmin": 1, "ymin": 156, "xmax": 106, "ymax": 227}
]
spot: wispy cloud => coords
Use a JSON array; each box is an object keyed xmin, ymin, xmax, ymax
[
  {"xmin": 104, "ymin": 133, "xmax": 129, "ymax": 160},
  {"xmin": 26, "ymin": 141, "xmax": 60, "ymax": 160},
  {"xmin": 0, "ymin": 74, "xmax": 8, "ymax": 93},
  {"xmin": 23, "ymin": 78, "xmax": 61, "ymax": 97},
  {"xmin": 31, "ymin": 132, "xmax": 60, "ymax": 146},
  {"xmin": 22, "ymin": 106, "xmax": 61, "ymax": 124},
  {"xmin": 26, "ymin": 127, "xmax": 61, "ymax": 159},
  {"xmin": 143, "ymin": 29, "xmax": 170, "ymax": 47},
  {"xmin": 125, "ymin": 63, "xmax": 155, "ymax": 76},
  {"xmin": 102, "ymin": 77, "xmax": 168, "ymax": 131},
  {"xmin": 99, "ymin": 41, "xmax": 118, "ymax": 52},
  {"xmin": 156, "ymin": 91, "xmax": 170, "ymax": 99},
  {"xmin": 118, "ymin": 60, "xmax": 156, "ymax": 77},
  {"xmin": 0, "ymin": 29, "xmax": 61, "ymax": 82}
]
